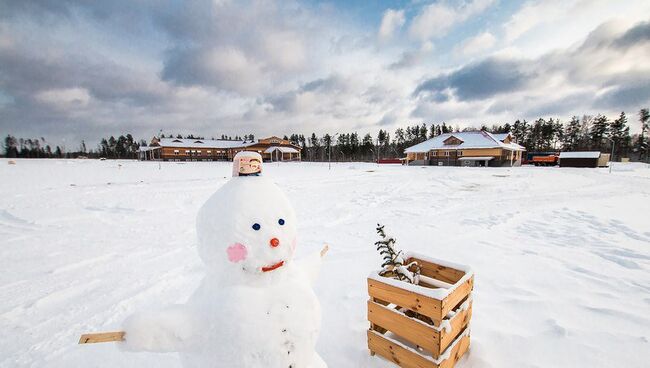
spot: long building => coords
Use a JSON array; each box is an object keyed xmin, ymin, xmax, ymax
[
  {"xmin": 138, "ymin": 136, "xmax": 301, "ymax": 162},
  {"xmin": 404, "ymin": 131, "xmax": 525, "ymax": 167}
]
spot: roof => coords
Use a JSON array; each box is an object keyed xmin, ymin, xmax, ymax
[
  {"xmin": 491, "ymin": 133, "xmax": 511, "ymax": 141},
  {"xmin": 264, "ymin": 146, "xmax": 300, "ymax": 154},
  {"xmin": 405, "ymin": 131, "xmax": 525, "ymax": 153},
  {"xmin": 559, "ymin": 151, "xmax": 601, "ymax": 159},
  {"xmin": 157, "ymin": 138, "xmax": 254, "ymax": 149},
  {"xmin": 458, "ymin": 156, "xmax": 495, "ymax": 161},
  {"xmin": 137, "ymin": 146, "xmax": 160, "ymax": 152}
]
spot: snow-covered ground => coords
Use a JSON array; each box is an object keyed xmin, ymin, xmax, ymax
[{"xmin": 1, "ymin": 159, "xmax": 649, "ymax": 367}]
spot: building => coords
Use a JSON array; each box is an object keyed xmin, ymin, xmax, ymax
[
  {"xmin": 558, "ymin": 151, "xmax": 601, "ymax": 168},
  {"xmin": 404, "ymin": 131, "xmax": 525, "ymax": 167},
  {"xmin": 138, "ymin": 136, "xmax": 301, "ymax": 162}
]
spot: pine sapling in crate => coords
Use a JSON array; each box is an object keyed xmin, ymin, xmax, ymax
[{"xmin": 367, "ymin": 225, "xmax": 474, "ymax": 368}]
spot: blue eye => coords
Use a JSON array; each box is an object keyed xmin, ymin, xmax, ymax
[
  {"xmin": 278, "ymin": 219, "xmax": 285, "ymax": 225},
  {"xmin": 252, "ymin": 223, "xmax": 261, "ymax": 231}
]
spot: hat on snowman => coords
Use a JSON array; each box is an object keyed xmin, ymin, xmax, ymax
[{"xmin": 232, "ymin": 151, "xmax": 263, "ymax": 177}]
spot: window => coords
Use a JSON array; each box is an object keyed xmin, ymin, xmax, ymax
[
  {"xmin": 457, "ymin": 150, "xmax": 463, "ymax": 156},
  {"xmin": 445, "ymin": 151, "xmax": 450, "ymax": 156},
  {"xmin": 185, "ymin": 150, "xmax": 190, "ymax": 153},
  {"xmin": 207, "ymin": 150, "xmax": 212, "ymax": 154},
  {"xmin": 174, "ymin": 150, "xmax": 179, "ymax": 156}
]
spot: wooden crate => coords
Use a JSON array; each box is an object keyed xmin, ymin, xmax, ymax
[
  {"xmin": 368, "ymin": 328, "xmax": 470, "ymax": 368},
  {"xmin": 367, "ymin": 253, "xmax": 474, "ymax": 367}
]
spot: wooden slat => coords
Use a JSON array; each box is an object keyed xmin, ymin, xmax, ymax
[
  {"xmin": 407, "ymin": 257, "xmax": 466, "ymax": 284},
  {"xmin": 368, "ymin": 278, "xmax": 442, "ymax": 322},
  {"xmin": 441, "ymin": 276, "xmax": 474, "ymax": 317},
  {"xmin": 440, "ymin": 301, "xmax": 472, "ymax": 352},
  {"xmin": 439, "ymin": 332, "xmax": 470, "ymax": 368},
  {"xmin": 368, "ymin": 330, "xmax": 437, "ymax": 368},
  {"xmin": 368, "ymin": 300, "xmax": 440, "ymax": 354},
  {"xmin": 78, "ymin": 331, "xmax": 125, "ymax": 344},
  {"xmin": 368, "ymin": 330, "xmax": 471, "ymax": 368}
]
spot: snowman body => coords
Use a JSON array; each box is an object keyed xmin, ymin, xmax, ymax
[
  {"xmin": 181, "ymin": 266, "xmax": 321, "ymax": 367},
  {"xmin": 122, "ymin": 175, "xmax": 325, "ymax": 368}
]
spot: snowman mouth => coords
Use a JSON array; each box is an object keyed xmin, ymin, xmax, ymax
[{"xmin": 262, "ymin": 260, "xmax": 285, "ymax": 273}]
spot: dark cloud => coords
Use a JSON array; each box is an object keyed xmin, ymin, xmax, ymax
[
  {"xmin": 414, "ymin": 58, "xmax": 535, "ymax": 101},
  {"xmin": 612, "ymin": 21, "xmax": 650, "ymax": 48},
  {"xmin": 519, "ymin": 92, "xmax": 594, "ymax": 118},
  {"xmin": 156, "ymin": 1, "xmax": 324, "ymax": 95},
  {"xmin": 595, "ymin": 81, "xmax": 650, "ymax": 109},
  {"xmin": 0, "ymin": 45, "xmax": 165, "ymax": 106},
  {"xmin": 262, "ymin": 75, "xmax": 348, "ymax": 113}
]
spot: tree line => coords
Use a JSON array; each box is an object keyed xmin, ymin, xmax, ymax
[
  {"xmin": 284, "ymin": 109, "xmax": 649, "ymax": 162},
  {"xmin": 3, "ymin": 134, "xmax": 147, "ymax": 159},
  {"xmin": 4, "ymin": 108, "xmax": 649, "ymax": 162}
]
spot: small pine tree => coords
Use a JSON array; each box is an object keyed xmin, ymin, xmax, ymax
[{"xmin": 374, "ymin": 224, "xmax": 420, "ymax": 284}]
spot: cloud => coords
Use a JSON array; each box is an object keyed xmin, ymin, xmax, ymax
[
  {"xmin": 503, "ymin": 0, "xmax": 571, "ymax": 43},
  {"xmin": 157, "ymin": 1, "xmax": 321, "ymax": 96},
  {"xmin": 35, "ymin": 88, "xmax": 91, "ymax": 109},
  {"xmin": 455, "ymin": 31, "xmax": 496, "ymax": 56},
  {"xmin": 414, "ymin": 57, "xmax": 536, "ymax": 101},
  {"xmin": 389, "ymin": 41, "xmax": 433, "ymax": 70},
  {"xmin": 378, "ymin": 9, "xmax": 405, "ymax": 41},
  {"xmin": 595, "ymin": 80, "xmax": 650, "ymax": 109},
  {"xmin": 412, "ymin": 18, "xmax": 650, "ymax": 125},
  {"xmin": 612, "ymin": 21, "xmax": 650, "ymax": 48},
  {"xmin": 409, "ymin": 0, "xmax": 494, "ymax": 42}
]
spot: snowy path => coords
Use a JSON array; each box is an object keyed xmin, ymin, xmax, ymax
[{"xmin": 1, "ymin": 159, "xmax": 649, "ymax": 367}]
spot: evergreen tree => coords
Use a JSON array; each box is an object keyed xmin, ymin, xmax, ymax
[
  {"xmin": 429, "ymin": 124, "xmax": 436, "ymax": 138},
  {"xmin": 589, "ymin": 114, "xmax": 608, "ymax": 151},
  {"xmin": 563, "ymin": 116, "xmax": 581, "ymax": 150},
  {"xmin": 638, "ymin": 108, "xmax": 649, "ymax": 160},
  {"xmin": 350, "ymin": 132, "xmax": 359, "ymax": 159},
  {"xmin": 3, "ymin": 135, "xmax": 18, "ymax": 158},
  {"xmin": 609, "ymin": 112, "xmax": 629, "ymax": 159},
  {"xmin": 419, "ymin": 123, "xmax": 427, "ymax": 142},
  {"xmin": 362, "ymin": 133, "xmax": 373, "ymax": 160}
]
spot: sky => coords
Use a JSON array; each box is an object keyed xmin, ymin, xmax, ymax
[{"xmin": 1, "ymin": 0, "xmax": 649, "ymax": 147}]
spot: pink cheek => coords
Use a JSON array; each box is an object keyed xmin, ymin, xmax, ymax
[
  {"xmin": 290, "ymin": 238, "xmax": 297, "ymax": 254},
  {"xmin": 226, "ymin": 243, "xmax": 248, "ymax": 263}
]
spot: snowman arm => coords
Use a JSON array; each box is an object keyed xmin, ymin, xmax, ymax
[
  {"xmin": 120, "ymin": 305, "xmax": 196, "ymax": 353},
  {"xmin": 296, "ymin": 244, "xmax": 327, "ymax": 285}
]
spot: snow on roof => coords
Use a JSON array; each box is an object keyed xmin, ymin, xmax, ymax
[
  {"xmin": 264, "ymin": 147, "xmax": 300, "ymax": 154},
  {"xmin": 491, "ymin": 133, "xmax": 511, "ymax": 141},
  {"xmin": 559, "ymin": 151, "xmax": 601, "ymax": 159},
  {"xmin": 137, "ymin": 146, "xmax": 160, "ymax": 152},
  {"xmin": 405, "ymin": 131, "xmax": 525, "ymax": 153},
  {"xmin": 157, "ymin": 138, "xmax": 255, "ymax": 149}
]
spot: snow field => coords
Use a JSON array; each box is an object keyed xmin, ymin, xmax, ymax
[{"xmin": 1, "ymin": 159, "xmax": 649, "ymax": 367}]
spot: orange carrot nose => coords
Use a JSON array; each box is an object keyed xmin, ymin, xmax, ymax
[{"xmin": 270, "ymin": 238, "xmax": 280, "ymax": 247}]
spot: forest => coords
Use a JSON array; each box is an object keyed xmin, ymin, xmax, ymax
[{"xmin": 3, "ymin": 109, "xmax": 649, "ymax": 162}]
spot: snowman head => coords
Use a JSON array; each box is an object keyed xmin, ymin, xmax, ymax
[{"xmin": 196, "ymin": 177, "xmax": 298, "ymax": 280}]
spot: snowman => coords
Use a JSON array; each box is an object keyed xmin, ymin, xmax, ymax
[{"xmin": 121, "ymin": 152, "xmax": 327, "ymax": 368}]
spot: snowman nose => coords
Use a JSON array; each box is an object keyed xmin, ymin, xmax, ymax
[{"xmin": 270, "ymin": 238, "xmax": 280, "ymax": 247}]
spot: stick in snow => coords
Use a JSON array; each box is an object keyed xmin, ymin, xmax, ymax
[
  {"xmin": 320, "ymin": 244, "xmax": 329, "ymax": 258},
  {"xmin": 78, "ymin": 331, "xmax": 124, "ymax": 344}
]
